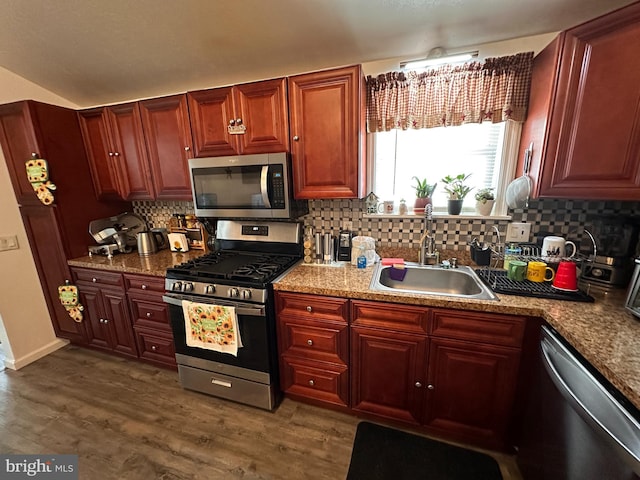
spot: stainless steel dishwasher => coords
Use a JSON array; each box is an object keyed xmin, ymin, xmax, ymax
[{"xmin": 517, "ymin": 325, "xmax": 640, "ymax": 479}]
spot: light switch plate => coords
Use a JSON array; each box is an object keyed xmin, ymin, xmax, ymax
[
  {"xmin": 0, "ymin": 235, "xmax": 19, "ymax": 252},
  {"xmin": 506, "ymin": 223, "xmax": 531, "ymax": 243}
]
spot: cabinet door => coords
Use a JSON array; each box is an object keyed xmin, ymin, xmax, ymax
[
  {"xmin": 0, "ymin": 102, "xmax": 45, "ymax": 204},
  {"xmin": 351, "ymin": 326, "xmax": 427, "ymax": 425},
  {"xmin": 234, "ymin": 78, "xmax": 289, "ymax": 154},
  {"xmin": 78, "ymin": 283, "xmax": 112, "ymax": 351},
  {"xmin": 522, "ymin": 3, "xmax": 640, "ymax": 200},
  {"xmin": 78, "ymin": 108, "xmax": 121, "ymax": 199},
  {"xmin": 107, "ymin": 103, "xmax": 155, "ymax": 200},
  {"xmin": 188, "ymin": 87, "xmax": 239, "ymax": 157},
  {"xmin": 102, "ymin": 289, "xmax": 138, "ymax": 357},
  {"xmin": 140, "ymin": 94, "xmax": 193, "ymax": 199},
  {"xmin": 425, "ymin": 337, "xmax": 521, "ymax": 448},
  {"xmin": 20, "ymin": 205, "xmax": 87, "ymax": 343},
  {"xmin": 288, "ymin": 65, "xmax": 365, "ymax": 199}
]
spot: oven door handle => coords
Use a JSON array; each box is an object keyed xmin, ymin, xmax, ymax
[{"xmin": 162, "ymin": 294, "xmax": 266, "ymax": 317}]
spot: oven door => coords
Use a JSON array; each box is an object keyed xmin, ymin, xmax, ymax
[{"xmin": 163, "ymin": 293, "xmax": 276, "ymax": 374}]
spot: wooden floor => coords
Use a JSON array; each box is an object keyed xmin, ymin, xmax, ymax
[{"xmin": 0, "ymin": 346, "xmax": 522, "ymax": 479}]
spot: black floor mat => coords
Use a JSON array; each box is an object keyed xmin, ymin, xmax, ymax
[{"xmin": 346, "ymin": 422, "xmax": 503, "ymax": 480}]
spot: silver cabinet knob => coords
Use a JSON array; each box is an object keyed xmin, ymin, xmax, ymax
[
  {"xmin": 293, "ymin": 135, "xmax": 300, "ymax": 141},
  {"xmin": 108, "ymin": 152, "xmax": 114, "ymax": 157},
  {"xmin": 151, "ymin": 345, "xmax": 157, "ymax": 351},
  {"xmin": 307, "ymin": 339, "xmax": 313, "ymax": 346},
  {"xmin": 306, "ymin": 306, "xmax": 312, "ymax": 312},
  {"xmin": 92, "ymin": 278, "xmax": 97, "ymax": 283},
  {"xmin": 427, "ymin": 384, "xmax": 434, "ymax": 390},
  {"xmin": 103, "ymin": 318, "xmax": 109, "ymax": 324},
  {"xmin": 236, "ymin": 118, "xmax": 242, "ymax": 125},
  {"xmin": 31, "ymin": 152, "xmax": 39, "ymax": 157},
  {"xmin": 229, "ymin": 119, "xmax": 235, "ymax": 125},
  {"xmin": 308, "ymin": 380, "xmax": 315, "ymax": 386},
  {"xmin": 146, "ymin": 312, "xmax": 152, "ymax": 318},
  {"xmin": 184, "ymin": 146, "xmax": 190, "ymax": 151},
  {"xmin": 141, "ymin": 284, "xmax": 147, "ymax": 290},
  {"xmin": 415, "ymin": 382, "xmax": 423, "ymax": 388},
  {"xmin": 114, "ymin": 152, "xmax": 120, "ymax": 156}
]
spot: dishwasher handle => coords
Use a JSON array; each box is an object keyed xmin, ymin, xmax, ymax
[{"xmin": 541, "ymin": 326, "xmax": 640, "ymax": 476}]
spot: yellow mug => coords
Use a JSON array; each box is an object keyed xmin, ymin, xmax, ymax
[{"xmin": 527, "ymin": 261, "xmax": 555, "ymax": 283}]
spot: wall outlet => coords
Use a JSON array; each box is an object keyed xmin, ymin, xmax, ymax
[
  {"xmin": 342, "ymin": 221, "xmax": 353, "ymax": 232},
  {"xmin": 0, "ymin": 235, "xmax": 19, "ymax": 252},
  {"xmin": 505, "ymin": 223, "xmax": 531, "ymax": 243}
]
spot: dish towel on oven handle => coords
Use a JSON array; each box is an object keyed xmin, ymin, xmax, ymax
[{"xmin": 181, "ymin": 300, "xmax": 243, "ymax": 356}]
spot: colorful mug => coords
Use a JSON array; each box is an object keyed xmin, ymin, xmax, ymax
[{"xmin": 527, "ymin": 261, "xmax": 555, "ymax": 282}]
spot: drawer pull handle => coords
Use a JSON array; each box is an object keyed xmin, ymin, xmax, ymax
[
  {"xmin": 151, "ymin": 345, "xmax": 157, "ymax": 351},
  {"xmin": 307, "ymin": 339, "xmax": 313, "ymax": 346},
  {"xmin": 415, "ymin": 382, "xmax": 422, "ymax": 388},
  {"xmin": 308, "ymin": 379, "xmax": 315, "ymax": 386},
  {"xmin": 212, "ymin": 378, "xmax": 232, "ymax": 388},
  {"xmin": 306, "ymin": 306, "xmax": 312, "ymax": 312},
  {"xmin": 427, "ymin": 384, "xmax": 435, "ymax": 390},
  {"xmin": 141, "ymin": 284, "xmax": 147, "ymax": 290},
  {"xmin": 92, "ymin": 278, "xmax": 97, "ymax": 283},
  {"xmin": 146, "ymin": 312, "xmax": 152, "ymax": 318}
]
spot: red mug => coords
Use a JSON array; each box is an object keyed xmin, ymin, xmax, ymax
[{"xmin": 553, "ymin": 261, "xmax": 578, "ymax": 291}]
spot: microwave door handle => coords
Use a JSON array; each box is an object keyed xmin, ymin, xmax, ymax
[{"xmin": 260, "ymin": 165, "xmax": 272, "ymax": 208}]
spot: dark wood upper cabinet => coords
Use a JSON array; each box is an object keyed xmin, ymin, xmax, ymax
[
  {"xmin": 188, "ymin": 78, "xmax": 289, "ymax": 157},
  {"xmin": 517, "ymin": 2, "xmax": 640, "ymax": 200},
  {"xmin": 288, "ymin": 65, "xmax": 366, "ymax": 199},
  {"xmin": 79, "ymin": 103, "xmax": 155, "ymax": 200},
  {"xmin": 139, "ymin": 94, "xmax": 193, "ymax": 200}
]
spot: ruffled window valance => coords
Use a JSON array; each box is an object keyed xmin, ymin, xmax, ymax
[{"xmin": 366, "ymin": 51, "xmax": 534, "ymax": 132}]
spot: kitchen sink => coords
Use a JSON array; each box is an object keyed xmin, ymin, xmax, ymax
[{"xmin": 370, "ymin": 262, "xmax": 498, "ymax": 301}]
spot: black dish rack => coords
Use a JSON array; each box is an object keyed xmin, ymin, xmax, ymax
[{"xmin": 475, "ymin": 269, "xmax": 594, "ymax": 302}]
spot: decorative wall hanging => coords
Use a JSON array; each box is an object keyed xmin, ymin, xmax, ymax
[
  {"xmin": 58, "ymin": 281, "xmax": 84, "ymax": 323},
  {"xmin": 25, "ymin": 153, "xmax": 56, "ymax": 205}
]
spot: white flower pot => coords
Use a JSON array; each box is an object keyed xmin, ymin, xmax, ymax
[{"xmin": 475, "ymin": 199, "xmax": 495, "ymax": 216}]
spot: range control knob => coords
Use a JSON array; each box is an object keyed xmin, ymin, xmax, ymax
[
  {"xmin": 172, "ymin": 282, "xmax": 182, "ymax": 291},
  {"xmin": 228, "ymin": 287, "xmax": 240, "ymax": 298},
  {"xmin": 205, "ymin": 284, "xmax": 216, "ymax": 294},
  {"xmin": 241, "ymin": 289, "xmax": 252, "ymax": 300},
  {"xmin": 183, "ymin": 282, "xmax": 194, "ymax": 292}
]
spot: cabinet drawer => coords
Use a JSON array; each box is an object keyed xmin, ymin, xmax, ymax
[
  {"xmin": 124, "ymin": 274, "xmax": 165, "ymax": 294},
  {"xmin": 351, "ymin": 300, "xmax": 430, "ymax": 334},
  {"xmin": 129, "ymin": 297, "xmax": 170, "ymax": 330},
  {"xmin": 72, "ymin": 267, "xmax": 124, "ymax": 288},
  {"xmin": 430, "ymin": 309, "xmax": 526, "ymax": 348},
  {"xmin": 134, "ymin": 327, "xmax": 177, "ymax": 368},
  {"xmin": 278, "ymin": 319, "xmax": 348, "ymax": 364},
  {"xmin": 280, "ymin": 357, "xmax": 349, "ymax": 407},
  {"xmin": 276, "ymin": 292, "xmax": 348, "ymax": 324}
]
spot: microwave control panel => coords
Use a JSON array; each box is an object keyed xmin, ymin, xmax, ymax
[{"xmin": 271, "ymin": 165, "xmax": 285, "ymax": 208}]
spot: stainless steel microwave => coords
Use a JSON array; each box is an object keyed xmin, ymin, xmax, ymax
[
  {"xmin": 625, "ymin": 258, "xmax": 640, "ymax": 319},
  {"xmin": 189, "ymin": 152, "xmax": 308, "ymax": 219}
]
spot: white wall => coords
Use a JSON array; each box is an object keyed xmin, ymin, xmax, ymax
[{"xmin": 0, "ymin": 66, "xmax": 77, "ymax": 369}]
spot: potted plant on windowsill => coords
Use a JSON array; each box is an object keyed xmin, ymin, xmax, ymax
[
  {"xmin": 441, "ymin": 173, "xmax": 473, "ymax": 215},
  {"xmin": 474, "ymin": 188, "xmax": 495, "ymax": 216},
  {"xmin": 411, "ymin": 177, "xmax": 437, "ymax": 214}
]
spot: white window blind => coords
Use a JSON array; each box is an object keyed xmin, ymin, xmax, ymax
[{"xmin": 372, "ymin": 122, "xmax": 508, "ymax": 214}]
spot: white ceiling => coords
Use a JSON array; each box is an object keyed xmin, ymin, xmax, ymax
[{"xmin": 0, "ymin": 0, "xmax": 634, "ymax": 107}]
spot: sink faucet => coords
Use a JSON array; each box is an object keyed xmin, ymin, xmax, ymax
[{"xmin": 419, "ymin": 204, "xmax": 438, "ymax": 265}]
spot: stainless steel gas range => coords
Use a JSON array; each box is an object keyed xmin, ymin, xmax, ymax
[{"xmin": 163, "ymin": 220, "xmax": 302, "ymax": 410}]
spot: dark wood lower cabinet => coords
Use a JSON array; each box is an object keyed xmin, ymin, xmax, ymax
[
  {"xmin": 350, "ymin": 326, "xmax": 427, "ymax": 424},
  {"xmin": 275, "ymin": 292, "xmax": 528, "ymax": 450}
]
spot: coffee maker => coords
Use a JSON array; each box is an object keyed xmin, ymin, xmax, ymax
[
  {"xmin": 579, "ymin": 216, "xmax": 640, "ymax": 289},
  {"xmin": 337, "ymin": 230, "xmax": 353, "ymax": 261}
]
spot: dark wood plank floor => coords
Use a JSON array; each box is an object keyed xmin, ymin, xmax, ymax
[{"xmin": 0, "ymin": 346, "xmax": 521, "ymax": 479}]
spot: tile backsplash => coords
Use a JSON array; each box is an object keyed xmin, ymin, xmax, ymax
[{"xmin": 133, "ymin": 198, "xmax": 640, "ymax": 252}]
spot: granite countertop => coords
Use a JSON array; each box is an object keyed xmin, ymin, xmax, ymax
[
  {"xmin": 274, "ymin": 261, "xmax": 640, "ymax": 411},
  {"xmin": 68, "ymin": 249, "xmax": 206, "ymax": 277},
  {"xmin": 67, "ymin": 249, "xmax": 640, "ymax": 411}
]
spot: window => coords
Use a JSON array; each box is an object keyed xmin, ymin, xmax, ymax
[{"xmin": 371, "ymin": 121, "xmax": 521, "ymax": 216}]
